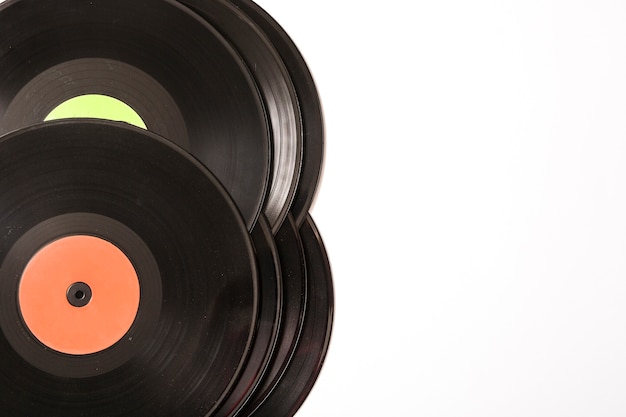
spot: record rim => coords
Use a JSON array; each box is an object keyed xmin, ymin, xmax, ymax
[
  {"xmin": 179, "ymin": 0, "xmax": 303, "ymax": 234},
  {"xmin": 212, "ymin": 214, "xmax": 283, "ymax": 417},
  {"xmin": 237, "ymin": 213, "xmax": 309, "ymax": 416},
  {"xmin": 0, "ymin": 119, "xmax": 260, "ymax": 416},
  {"xmin": 231, "ymin": 0, "xmax": 326, "ymax": 229},
  {"xmin": 0, "ymin": 0, "xmax": 272, "ymax": 231},
  {"xmin": 245, "ymin": 214, "xmax": 334, "ymax": 417}
]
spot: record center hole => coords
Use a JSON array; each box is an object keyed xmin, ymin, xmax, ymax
[
  {"xmin": 66, "ymin": 282, "xmax": 92, "ymax": 308},
  {"xmin": 44, "ymin": 94, "xmax": 147, "ymax": 129}
]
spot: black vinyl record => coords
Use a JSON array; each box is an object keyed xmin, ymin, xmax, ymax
[
  {"xmin": 238, "ymin": 214, "xmax": 309, "ymax": 416},
  {"xmin": 0, "ymin": 1, "xmax": 332, "ymax": 415},
  {"xmin": 212, "ymin": 215, "xmax": 282, "ymax": 417},
  {"xmin": 229, "ymin": 0, "xmax": 326, "ymax": 228},
  {"xmin": 179, "ymin": 0, "xmax": 303, "ymax": 233},
  {"xmin": 0, "ymin": 0, "xmax": 270, "ymax": 230},
  {"xmin": 249, "ymin": 214, "xmax": 334, "ymax": 417},
  {"xmin": 0, "ymin": 120, "xmax": 258, "ymax": 417}
]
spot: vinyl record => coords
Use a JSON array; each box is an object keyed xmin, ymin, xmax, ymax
[
  {"xmin": 0, "ymin": 120, "xmax": 258, "ymax": 416},
  {"xmin": 0, "ymin": 0, "xmax": 270, "ymax": 230},
  {"xmin": 238, "ymin": 214, "xmax": 308, "ymax": 416},
  {"xmin": 248, "ymin": 215, "xmax": 334, "ymax": 417},
  {"xmin": 179, "ymin": 0, "xmax": 303, "ymax": 233},
  {"xmin": 230, "ymin": 0, "xmax": 326, "ymax": 228},
  {"xmin": 212, "ymin": 215, "xmax": 282, "ymax": 417}
]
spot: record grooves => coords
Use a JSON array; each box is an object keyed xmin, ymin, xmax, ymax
[
  {"xmin": 0, "ymin": 1, "xmax": 333, "ymax": 415},
  {"xmin": 230, "ymin": 0, "xmax": 326, "ymax": 228},
  {"xmin": 212, "ymin": 215, "xmax": 282, "ymax": 417},
  {"xmin": 0, "ymin": 121, "xmax": 258, "ymax": 416},
  {"xmin": 239, "ymin": 214, "xmax": 308, "ymax": 416},
  {"xmin": 244, "ymin": 215, "xmax": 333, "ymax": 417},
  {"xmin": 0, "ymin": 0, "xmax": 270, "ymax": 230},
  {"xmin": 179, "ymin": 0, "xmax": 303, "ymax": 233}
]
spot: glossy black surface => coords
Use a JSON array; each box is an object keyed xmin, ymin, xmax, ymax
[
  {"xmin": 0, "ymin": 121, "xmax": 258, "ymax": 416},
  {"xmin": 238, "ymin": 214, "xmax": 308, "ymax": 416},
  {"xmin": 0, "ymin": 1, "xmax": 331, "ymax": 414},
  {"xmin": 0, "ymin": 0, "xmax": 270, "ymax": 230},
  {"xmin": 212, "ymin": 215, "xmax": 282, "ymax": 417},
  {"xmin": 181, "ymin": 0, "xmax": 303, "ymax": 233},
  {"xmin": 231, "ymin": 0, "xmax": 326, "ymax": 228},
  {"xmin": 249, "ymin": 214, "xmax": 333, "ymax": 417}
]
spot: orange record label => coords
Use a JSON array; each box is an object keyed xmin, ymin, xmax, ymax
[{"xmin": 18, "ymin": 235, "xmax": 140, "ymax": 355}]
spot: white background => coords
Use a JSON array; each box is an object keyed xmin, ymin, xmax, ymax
[
  {"xmin": 256, "ymin": 0, "xmax": 626, "ymax": 416},
  {"xmin": 3, "ymin": 0, "xmax": 626, "ymax": 415}
]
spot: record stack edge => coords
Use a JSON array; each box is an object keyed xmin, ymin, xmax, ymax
[{"xmin": 0, "ymin": 0, "xmax": 333, "ymax": 415}]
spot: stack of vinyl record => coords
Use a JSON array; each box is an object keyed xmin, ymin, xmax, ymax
[{"xmin": 0, "ymin": 0, "xmax": 333, "ymax": 415}]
